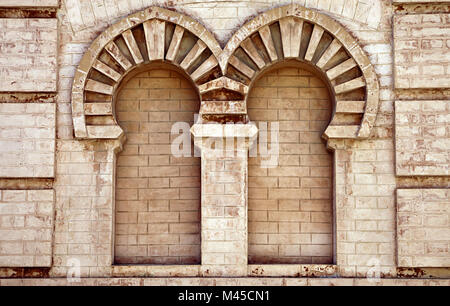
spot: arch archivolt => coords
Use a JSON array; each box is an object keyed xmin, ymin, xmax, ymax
[
  {"xmin": 71, "ymin": 4, "xmax": 379, "ymax": 141},
  {"xmin": 71, "ymin": 6, "xmax": 222, "ymax": 139}
]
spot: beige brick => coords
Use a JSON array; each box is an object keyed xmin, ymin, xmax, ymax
[
  {"xmin": 397, "ymin": 189, "xmax": 450, "ymax": 268},
  {"xmin": 0, "ymin": 0, "xmax": 59, "ymax": 6},
  {"xmin": 394, "ymin": 14, "xmax": 450, "ymax": 89},
  {"xmin": 114, "ymin": 69, "xmax": 200, "ymax": 264},
  {"xmin": 0, "ymin": 19, "xmax": 57, "ymax": 91},
  {"xmin": 395, "ymin": 101, "xmax": 449, "ymax": 176},
  {"xmin": 248, "ymin": 66, "xmax": 333, "ymax": 264},
  {"xmin": 0, "ymin": 190, "xmax": 54, "ymax": 267}
]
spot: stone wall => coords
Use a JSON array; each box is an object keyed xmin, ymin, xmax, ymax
[
  {"xmin": 395, "ymin": 100, "xmax": 449, "ymax": 176},
  {"xmin": 115, "ymin": 69, "xmax": 201, "ymax": 265},
  {"xmin": 0, "ymin": 19, "xmax": 57, "ymax": 92},
  {"xmin": 397, "ymin": 189, "xmax": 450, "ymax": 268},
  {"xmin": 394, "ymin": 13, "xmax": 450, "ymax": 89},
  {"xmin": 0, "ymin": 190, "xmax": 54, "ymax": 267},
  {"xmin": 0, "ymin": 0, "xmax": 448, "ymax": 285},
  {"xmin": 248, "ymin": 65, "xmax": 333, "ymax": 265},
  {"xmin": 0, "ymin": 103, "xmax": 56, "ymax": 178}
]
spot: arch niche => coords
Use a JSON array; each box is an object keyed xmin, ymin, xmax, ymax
[
  {"xmin": 212, "ymin": 4, "xmax": 379, "ymax": 140},
  {"xmin": 71, "ymin": 5, "xmax": 379, "ymax": 142},
  {"xmin": 71, "ymin": 6, "xmax": 222, "ymax": 139},
  {"xmin": 211, "ymin": 5, "xmax": 380, "ymax": 268}
]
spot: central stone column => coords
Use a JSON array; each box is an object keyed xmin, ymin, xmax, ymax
[{"xmin": 191, "ymin": 123, "xmax": 258, "ymax": 276}]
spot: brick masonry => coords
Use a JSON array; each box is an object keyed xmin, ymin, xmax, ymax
[
  {"xmin": 52, "ymin": 139, "xmax": 116, "ymax": 276},
  {"xmin": 0, "ymin": 189, "xmax": 54, "ymax": 267},
  {"xmin": 114, "ymin": 69, "xmax": 201, "ymax": 265},
  {"xmin": 62, "ymin": 0, "xmax": 382, "ymax": 41},
  {"xmin": 333, "ymin": 139, "xmax": 397, "ymax": 277},
  {"xmin": 397, "ymin": 189, "xmax": 450, "ymax": 267},
  {"xmin": 395, "ymin": 100, "xmax": 449, "ymax": 176},
  {"xmin": 248, "ymin": 66, "xmax": 333, "ymax": 265},
  {"xmin": 394, "ymin": 13, "xmax": 450, "ymax": 88},
  {"xmin": 0, "ymin": 0, "xmax": 448, "ymax": 284},
  {"xmin": 0, "ymin": 19, "xmax": 58, "ymax": 92},
  {"xmin": 1, "ymin": 277, "xmax": 449, "ymax": 286},
  {"xmin": 0, "ymin": 103, "xmax": 56, "ymax": 178}
]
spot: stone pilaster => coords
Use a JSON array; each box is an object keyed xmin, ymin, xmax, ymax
[{"xmin": 191, "ymin": 123, "xmax": 258, "ymax": 276}]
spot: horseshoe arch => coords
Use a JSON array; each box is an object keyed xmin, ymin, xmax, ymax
[{"xmin": 71, "ymin": 5, "xmax": 379, "ymax": 141}]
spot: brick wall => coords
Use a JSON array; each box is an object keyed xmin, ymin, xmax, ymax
[
  {"xmin": 61, "ymin": 0, "xmax": 382, "ymax": 42},
  {"xmin": 53, "ymin": 139, "xmax": 115, "ymax": 277},
  {"xmin": 0, "ymin": 0, "xmax": 447, "ymax": 282},
  {"xmin": 395, "ymin": 100, "xmax": 449, "ymax": 176},
  {"xmin": 248, "ymin": 66, "xmax": 333, "ymax": 264},
  {"xmin": 334, "ymin": 140, "xmax": 397, "ymax": 277},
  {"xmin": 0, "ymin": 103, "xmax": 56, "ymax": 178},
  {"xmin": 0, "ymin": 19, "xmax": 57, "ymax": 92},
  {"xmin": 114, "ymin": 69, "xmax": 201, "ymax": 264},
  {"xmin": 397, "ymin": 189, "xmax": 450, "ymax": 267},
  {"xmin": 0, "ymin": 190, "xmax": 54, "ymax": 267},
  {"xmin": 200, "ymin": 145, "xmax": 249, "ymax": 274},
  {"xmin": 394, "ymin": 13, "xmax": 450, "ymax": 88}
]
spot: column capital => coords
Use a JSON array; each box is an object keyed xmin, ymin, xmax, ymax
[
  {"xmin": 190, "ymin": 123, "xmax": 258, "ymax": 139},
  {"xmin": 190, "ymin": 123, "xmax": 258, "ymax": 153}
]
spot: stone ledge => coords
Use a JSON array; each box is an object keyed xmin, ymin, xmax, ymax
[
  {"xmin": 191, "ymin": 123, "xmax": 258, "ymax": 139},
  {"xmin": 111, "ymin": 265, "xmax": 337, "ymax": 278},
  {"xmin": 0, "ymin": 277, "xmax": 449, "ymax": 286}
]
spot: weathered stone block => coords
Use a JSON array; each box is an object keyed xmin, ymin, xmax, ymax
[
  {"xmin": 0, "ymin": 103, "xmax": 56, "ymax": 178},
  {"xmin": 397, "ymin": 189, "xmax": 450, "ymax": 268},
  {"xmin": 394, "ymin": 14, "xmax": 450, "ymax": 89},
  {"xmin": 0, "ymin": 190, "xmax": 54, "ymax": 267},
  {"xmin": 395, "ymin": 101, "xmax": 449, "ymax": 176},
  {"xmin": 0, "ymin": 19, "xmax": 57, "ymax": 92}
]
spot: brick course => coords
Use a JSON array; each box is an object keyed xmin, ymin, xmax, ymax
[{"xmin": 0, "ymin": 0, "xmax": 59, "ymax": 6}]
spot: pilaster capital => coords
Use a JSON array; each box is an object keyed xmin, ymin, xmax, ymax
[{"xmin": 190, "ymin": 123, "xmax": 258, "ymax": 152}]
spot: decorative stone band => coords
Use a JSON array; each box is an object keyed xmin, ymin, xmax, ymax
[{"xmin": 71, "ymin": 5, "xmax": 379, "ymax": 141}]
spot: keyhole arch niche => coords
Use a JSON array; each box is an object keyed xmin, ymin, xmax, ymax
[
  {"xmin": 113, "ymin": 64, "xmax": 203, "ymax": 265},
  {"xmin": 71, "ymin": 5, "xmax": 379, "ymax": 275},
  {"xmin": 246, "ymin": 61, "xmax": 336, "ymax": 265},
  {"xmin": 70, "ymin": 7, "xmax": 224, "ymax": 266}
]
